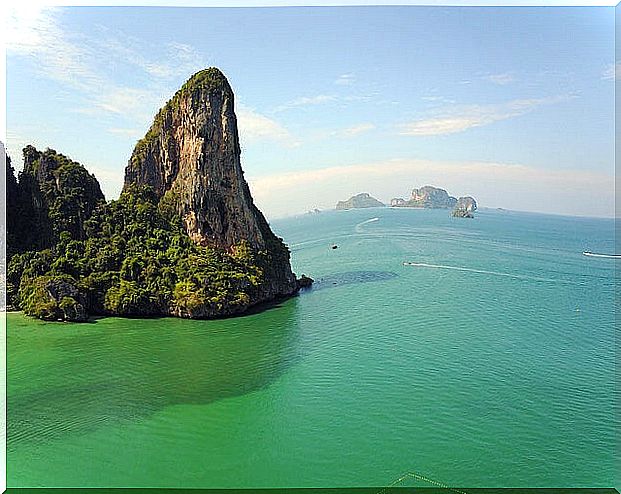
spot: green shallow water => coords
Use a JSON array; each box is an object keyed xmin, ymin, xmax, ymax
[{"xmin": 7, "ymin": 208, "xmax": 617, "ymax": 488}]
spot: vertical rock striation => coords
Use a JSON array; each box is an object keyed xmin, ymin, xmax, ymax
[
  {"xmin": 10, "ymin": 146, "xmax": 105, "ymax": 251},
  {"xmin": 408, "ymin": 186, "xmax": 457, "ymax": 209},
  {"xmin": 390, "ymin": 186, "xmax": 457, "ymax": 209},
  {"xmin": 452, "ymin": 196, "xmax": 478, "ymax": 218},
  {"xmin": 124, "ymin": 68, "xmax": 302, "ymax": 300},
  {"xmin": 335, "ymin": 193, "xmax": 385, "ymax": 209},
  {"xmin": 9, "ymin": 69, "xmax": 311, "ymax": 322}
]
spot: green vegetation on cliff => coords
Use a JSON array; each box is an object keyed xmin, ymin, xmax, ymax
[
  {"xmin": 8, "ymin": 146, "xmax": 105, "ymax": 255},
  {"xmin": 9, "ymin": 69, "xmax": 310, "ymax": 322},
  {"xmin": 8, "ymin": 174, "xmax": 287, "ymax": 321},
  {"xmin": 132, "ymin": 68, "xmax": 230, "ymax": 165}
]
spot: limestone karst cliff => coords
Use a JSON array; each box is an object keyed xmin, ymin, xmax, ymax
[
  {"xmin": 125, "ymin": 69, "xmax": 271, "ymax": 251},
  {"xmin": 9, "ymin": 146, "xmax": 105, "ymax": 253},
  {"xmin": 8, "ymin": 68, "xmax": 311, "ymax": 322},
  {"xmin": 335, "ymin": 193, "xmax": 385, "ymax": 210},
  {"xmin": 452, "ymin": 196, "xmax": 478, "ymax": 218},
  {"xmin": 6, "ymin": 146, "xmax": 106, "ymax": 317},
  {"xmin": 390, "ymin": 186, "xmax": 477, "ymax": 216},
  {"xmin": 391, "ymin": 186, "xmax": 457, "ymax": 209},
  {"xmin": 124, "ymin": 68, "xmax": 303, "ymax": 306}
]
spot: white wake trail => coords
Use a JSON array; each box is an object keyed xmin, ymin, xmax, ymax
[
  {"xmin": 403, "ymin": 261, "xmax": 575, "ymax": 285},
  {"xmin": 583, "ymin": 252, "xmax": 621, "ymax": 259},
  {"xmin": 355, "ymin": 217, "xmax": 380, "ymax": 233}
]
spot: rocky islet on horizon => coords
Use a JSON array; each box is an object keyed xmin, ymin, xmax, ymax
[
  {"xmin": 335, "ymin": 193, "xmax": 386, "ymax": 210},
  {"xmin": 337, "ymin": 186, "xmax": 477, "ymax": 216}
]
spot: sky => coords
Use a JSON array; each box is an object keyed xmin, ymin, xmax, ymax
[{"xmin": 4, "ymin": 4, "xmax": 617, "ymax": 218}]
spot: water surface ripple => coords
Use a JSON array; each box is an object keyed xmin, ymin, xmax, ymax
[{"xmin": 8, "ymin": 208, "xmax": 616, "ymax": 488}]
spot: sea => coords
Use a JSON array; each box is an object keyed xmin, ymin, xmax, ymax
[{"xmin": 6, "ymin": 207, "xmax": 618, "ymax": 488}]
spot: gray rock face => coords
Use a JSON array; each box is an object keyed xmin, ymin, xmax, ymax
[
  {"xmin": 15, "ymin": 146, "xmax": 105, "ymax": 249},
  {"xmin": 124, "ymin": 68, "xmax": 300, "ymax": 298},
  {"xmin": 44, "ymin": 278, "xmax": 88, "ymax": 322},
  {"xmin": 456, "ymin": 196, "xmax": 477, "ymax": 212},
  {"xmin": 407, "ymin": 186, "xmax": 457, "ymax": 208},
  {"xmin": 336, "ymin": 193, "xmax": 385, "ymax": 210},
  {"xmin": 390, "ymin": 186, "xmax": 457, "ymax": 208},
  {"xmin": 452, "ymin": 196, "xmax": 478, "ymax": 218},
  {"xmin": 390, "ymin": 186, "xmax": 477, "ymax": 214},
  {"xmin": 125, "ymin": 69, "xmax": 275, "ymax": 252}
]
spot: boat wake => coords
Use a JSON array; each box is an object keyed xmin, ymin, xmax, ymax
[
  {"xmin": 378, "ymin": 470, "xmax": 468, "ymax": 494},
  {"xmin": 402, "ymin": 261, "xmax": 575, "ymax": 284},
  {"xmin": 582, "ymin": 251, "xmax": 621, "ymax": 259},
  {"xmin": 355, "ymin": 217, "xmax": 380, "ymax": 233}
]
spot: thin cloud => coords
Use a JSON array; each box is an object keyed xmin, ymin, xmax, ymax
[
  {"xmin": 273, "ymin": 94, "xmax": 336, "ymax": 113},
  {"xmin": 422, "ymin": 96, "xmax": 442, "ymax": 102},
  {"xmin": 5, "ymin": 130, "xmax": 33, "ymax": 163},
  {"xmin": 7, "ymin": 7, "xmax": 105, "ymax": 92},
  {"xmin": 335, "ymin": 73, "xmax": 355, "ymax": 86},
  {"xmin": 401, "ymin": 117, "xmax": 483, "ymax": 136},
  {"xmin": 88, "ymin": 164, "xmax": 125, "ymax": 193},
  {"xmin": 291, "ymin": 95, "xmax": 335, "ymax": 106},
  {"xmin": 399, "ymin": 95, "xmax": 571, "ymax": 136},
  {"xmin": 237, "ymin": 106, "xmax": 299, "ymax": 147},
  {"xmin": 333, "ymin": 123, "xmax": 376, "ymax": 138},
  {"xmin": 484, "ymin": 73, "xmax": 515, "ymax": 85},
  {"xmin": 102, "ymin": 36, "xmax": 207, "ymax": 81},
  {"xmin": 6, "ymin": 5, "xmax": 61, "ymax": 55},
  {"xmin": 421, "ymin": 95, "xmax": 457, "ymax": 107},
  {"xmin": 602, "ymin": 62, "xmax": 621, "ymax": 81},
  {"xmin": 96, "ymin": 87, "xmax": 162, "ymax": 118},
  {"xmin": 248, "ymin": 158, "xmax": 613, "ymax": 219},
  {"xmin": 7, "ymin": 11, "xmax": 299, "ymax": 154},
  {"xmin": 6, "ymin": 6, "xmax": 208, "ymax": 124}
]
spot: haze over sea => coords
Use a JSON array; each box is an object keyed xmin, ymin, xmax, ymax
[{"xmin": 7, "ymin": 207, "xmax": 616, "ymax": 488}]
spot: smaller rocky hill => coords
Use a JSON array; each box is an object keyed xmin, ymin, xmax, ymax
[{"xmin": 336, "ymin": 193, "xmax": 385, "ymax": 210}]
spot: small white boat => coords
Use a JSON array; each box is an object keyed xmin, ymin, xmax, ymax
[{"xmin": 583, "ymin": 251, "xmax": 621, "ymax": 258}]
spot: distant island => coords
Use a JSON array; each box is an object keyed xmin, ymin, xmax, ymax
[
  {"xmin": 452, "ymin": 196, "xmax": 478, "ymax": 218},
  {"xmin": 391, "ymin": 185, "xmax": 458, "ymax": 209},
  {"xmin": 336, "ymin": 193, "xmax": 385, "ymax": 210},
  {"xmin": 337, "ymin": 186, "xmax": 477, "ymax": 217},
  {"xmin": 7, "ymin": 68, "xmax": 312, "ymax": 322},
  {"xmin": 392, "ymin": 186, "xmax": 477, "ymax": 217}
]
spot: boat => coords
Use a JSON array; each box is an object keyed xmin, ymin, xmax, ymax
[{"xmin": 583, "ymin": 251, "xmax": 621, "ymax": 258}]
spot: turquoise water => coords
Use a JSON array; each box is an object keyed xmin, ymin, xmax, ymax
[{"xmin": 7, "ymin": 208, "xmax": 617, "ymax": 488}]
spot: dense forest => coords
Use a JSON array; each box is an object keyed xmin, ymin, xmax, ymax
[{"xmin": 7, "ymin": 146, "xmax": 308, "ymax": 322}]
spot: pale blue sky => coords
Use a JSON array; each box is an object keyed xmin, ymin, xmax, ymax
[{"xmin": 6, "ymin": 5, "xmax": 616, "ymax": 217}]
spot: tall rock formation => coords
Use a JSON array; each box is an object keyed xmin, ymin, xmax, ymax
[
  {"xmin": 126, "ymin": 69, "xmax": 268, "ymax": 250},
  {"xmin": 124, "ymin": 68, "xmax": 301, "ymax": 298},
  {"xmin": 8, "ymin": 69, "xmax": 311, "ymax": 322},
  {"xmin": 6, "ymin": 153, "xmax": 21, "ymax": 258},
  {"xmin": 9, "ymin": 146, "xmax": 105, "ymax": 252},
  {"xmin": 390, "ymin": 186, "xmax": 457, "ymax": 209},
  {"xmin": 6, "ymin": 146, "xmax": 105, "ymax": 315},
  {"xmin": 408, "ymin": 186, "xmax": 457, "ymax": 208}
]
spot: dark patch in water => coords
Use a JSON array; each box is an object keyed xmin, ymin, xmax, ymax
[
  {"xmin": 8, "ymin": 274, "xmax": 397, "ymax": 447},
  {"xmin": 311, "ymin": 270, "xmax": 398, "ymax": 290},
  {"xmin": 7, "ymin": 299, "xmax": 304, "ymax": 448}
]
